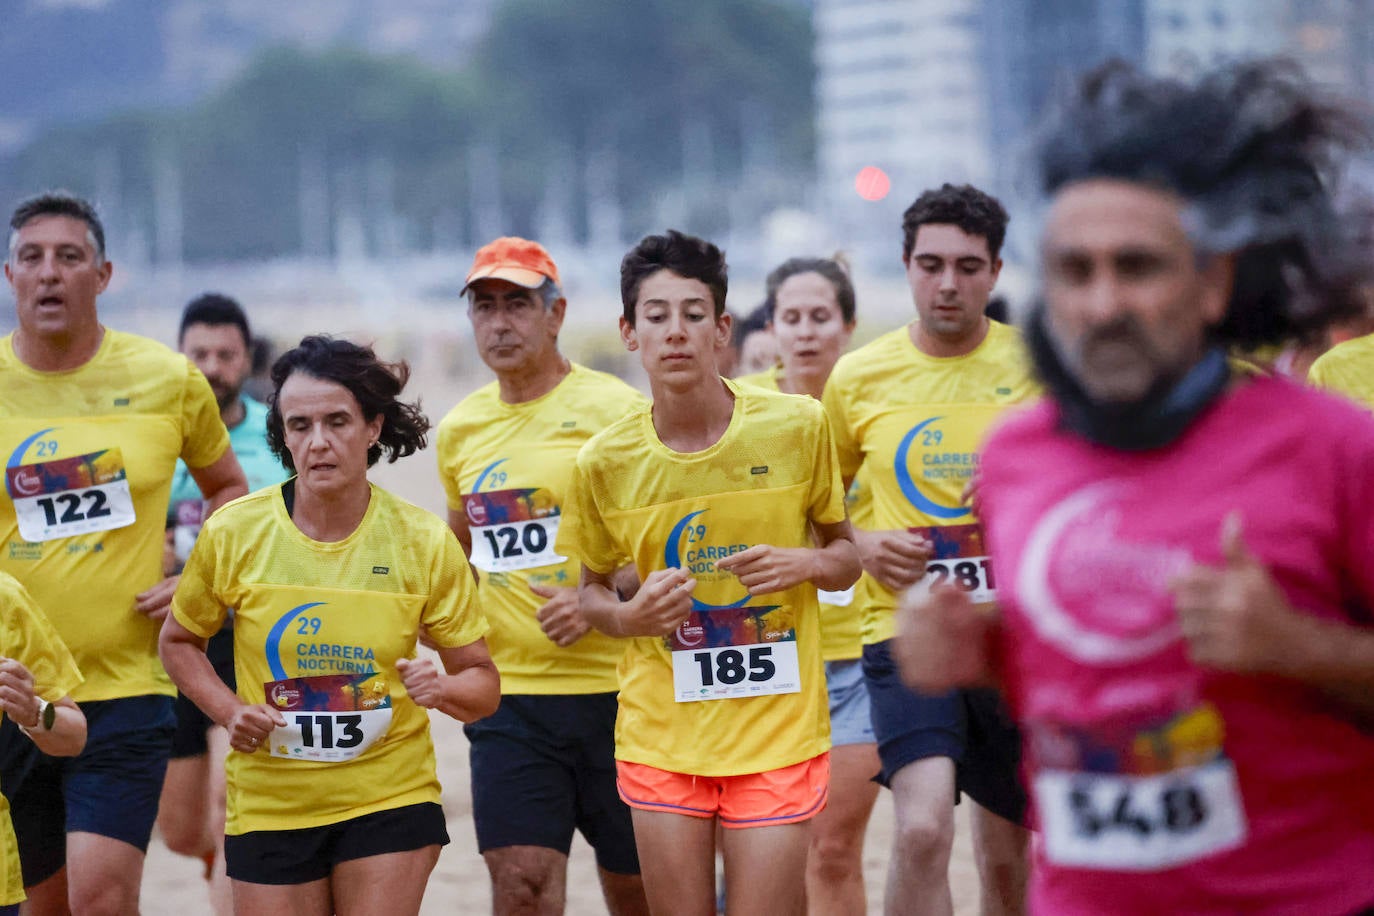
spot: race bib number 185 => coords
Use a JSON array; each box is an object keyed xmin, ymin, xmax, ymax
[{"xmin": 669, "ymin": 605, "xmax": 801, "ymax": 703}]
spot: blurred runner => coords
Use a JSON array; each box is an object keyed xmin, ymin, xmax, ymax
[
  {"xmin": 898, "ymin": 60, "xmax": 1374, "ymax": 915},
  {"xmin": 733, "ymin": 302, "xmax": 778, "ymax": 376},
  {"xmin": 560, "ymin": 230, "xmax": 861, "ymax": 916},
  {"xmin": 436, "ymin": 238, "xmax": 649, "ymax": 915},
  {"xmin": 0, "ymin": 191, "xmax": 247, "ymax": 915},
  {"xmin": 0, "ymin": 572, "xmax": 86, "ymax": 916},
  {"xmin": 158, "ymin": 293, "xmax": 286, "ymax": 915},
  {"xmin": 161, "ymin": 335, "xmax": 499, "ymax": 915},
  {"xmin": 822, "ymin": 184, "xmax": 1035, "ymax": 916},
  {"xmin": 1308, "ymin": 329, "xmax": 1374, "ymax": 408},
  {"xmin": 738, "ymin": 255, "xmax": 879, "ymax": 915}
]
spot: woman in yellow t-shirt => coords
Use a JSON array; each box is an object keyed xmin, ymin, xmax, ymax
[
  {"xmin": 161, "ymin": 336, "xmax": 499, "ymax": 916},
  {"xmin": 740, "ymin": 255, "xmax": 881, "ymax": 915}
]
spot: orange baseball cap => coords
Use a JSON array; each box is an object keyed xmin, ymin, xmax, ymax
[{"xmin": 462, "ymin": 237, "xmax": 561, "ymax": 293}]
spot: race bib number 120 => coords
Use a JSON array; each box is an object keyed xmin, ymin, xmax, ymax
[
  {"xmin": 668, "ymin": 605, "xmax": 801, "ymax": 703},
  {"xmin": 6, "ymin": 448, "xmax": 136, "ymax": 542},
  {"xmin": 463, "ymin": 489, "xmax": 565, "ymax": 573}
]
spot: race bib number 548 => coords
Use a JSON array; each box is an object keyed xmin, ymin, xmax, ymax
[{"xmin": 1036, "ymin": 760, "xmax": 1247, "ymax": 870}]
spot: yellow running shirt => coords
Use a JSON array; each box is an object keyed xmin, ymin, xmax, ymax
[
  {"xmin": 734, "ymin": 364, "xmax": 784, "ymax": 391},
  {"xmin": 734, "ymin": 365, "xmax": 866, "ymax": 661},
  {"xmin": 435, "ymin": 364, "xmax": 646, "ymax": 694},
  {"xmin": 171, "ymin": 484, "xmax": 489, "ymax": 834},
  {"xmin": 560, "ymin": 380, "xmax": 847, "ymax": 776},
  {"xmin": 823, "ymin": 321, "xmax": 1038, "ymax": 644},
  {"xmin": 1309, "ymin": 332, "xmax": 1374, "ymax": 409},
  {"xmin": 0, "ymin": 330, "xmax": 229, "ymax": 701},
  {"xmin": 0, "ymin": 572, "xmax": 82, "ymax": 906}
]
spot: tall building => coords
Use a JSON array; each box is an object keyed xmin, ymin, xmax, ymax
[
  {"xmin": 1145, "ymin": 0, "xmax": 1286, "ymax": 76},
  {"xmin": 982, "ymin": 0, "xmax": 1147, "ymax": 203},
  {"xmin": 814, "ymin": 0, "xmax": 992, "ymax": 260}
]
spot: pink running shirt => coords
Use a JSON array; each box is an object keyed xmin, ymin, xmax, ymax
[{"xmin": 980, "ymin": 376, "xmax": 1374, "ymax": 915}]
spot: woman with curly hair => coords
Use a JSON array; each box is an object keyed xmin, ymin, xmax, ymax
[{"xmin": 161, "ymin": 335, "xmax": 499, "ymax": 916}]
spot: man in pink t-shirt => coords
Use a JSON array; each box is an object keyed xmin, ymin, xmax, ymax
[{"xmin": 896, "ymin": 62, "xmax": 1374, "ymax": 915}]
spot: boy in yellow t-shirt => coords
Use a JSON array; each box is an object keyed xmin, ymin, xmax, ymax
[{"xmin": 558, "ymin": 230, "xmax": 860, "ymax": 916}]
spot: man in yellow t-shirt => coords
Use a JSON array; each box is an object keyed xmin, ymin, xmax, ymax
[
  {"xmin": 559, "ymin": 230, "xmax": 861, "ymax": 916},
  {"xmin": 436, "ymin": 238, "xmax": 649, "ymax": 914},
  {"xmin": 823, "ymin": 184, "xmax": 1036, "ymax": 916},
  {"xmin": 1308, "ymin": 331, "xmax": 1374, "ymax": 409},
  {"xmin": 0, "ymin": 192, "xmax": 247, "ymax": 914}
]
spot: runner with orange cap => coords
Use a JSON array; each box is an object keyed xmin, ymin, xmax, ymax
[{"xmin": 436, "ymin": 238, "xmax": 649, "ymax": 915}]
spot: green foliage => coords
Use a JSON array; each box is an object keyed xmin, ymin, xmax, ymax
[{"xmin": 0, "ymin": 0, "xmax": 813, "ymax": 261}]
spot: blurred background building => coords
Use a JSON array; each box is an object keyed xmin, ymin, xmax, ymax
[{"xmin": 2, "ymin": 0, "xmax": 1371, "ymax": 322}]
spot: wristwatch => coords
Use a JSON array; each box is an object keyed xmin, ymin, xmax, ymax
[{"xmin": 23, "ymin": 698, "xmax": 55, "ymax": 733}]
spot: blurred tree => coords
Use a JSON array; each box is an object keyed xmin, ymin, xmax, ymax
[{"xmin": 0, "ymin": 0, "xmax": 813, "ymax": 262}]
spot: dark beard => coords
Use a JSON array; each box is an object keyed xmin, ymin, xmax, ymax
[{"xmin": 1027, "ymin": 304, "xmax": 1232, "ymax": 451}]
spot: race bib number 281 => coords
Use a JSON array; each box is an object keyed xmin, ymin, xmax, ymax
[
  {"xmin": 6, "ymin": 448, "xmax": 136, "ymax": 542},
  {"xmin": 912, "ymin": 523, "xmax": 995, "ymax": 603}
]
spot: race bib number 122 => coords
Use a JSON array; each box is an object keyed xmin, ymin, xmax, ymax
[{"xmin": 6, "ymin": 448, "xmax": 136, "ymax": 542}]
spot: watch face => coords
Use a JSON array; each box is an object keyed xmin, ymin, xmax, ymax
[{"xmin": 41, "ymin": 700, "xmax": 55, "ymax": 731}]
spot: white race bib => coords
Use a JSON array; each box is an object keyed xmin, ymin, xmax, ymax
[
  {"xmin": 171, "ymin": 498, "xmax": 206, "ymax": 565},
  {"xmin": 668, "ymin": 605, "xmax": 802, "ymax": 703},
  {"xmin": 470, "ymin": 516, "xmax": 564, "ymax": 572},
  {"xmin": 818, "ymin": 585, "xmax": 855, "ymax": 607},
  {"xmin": 7, "ymin": 448, "xmax": 136, "ymax": 542},
  {"xmin": 1036, "ymin": 759, "xmax": 1247, "ymax": 870},
  {"xmin": 463, "ymin": 488, "xmax": 566, "ymax": 573},
  {"xmin": 264, "ymin": 673, "xmax": 393, "ymax": 763},
  {"xmin": 912, "ymin": 524, "xmax": 996, "ymax": 603},
  {"xmin": 921, "ymin": 556, "xmax": 996, "ymax": 603}
]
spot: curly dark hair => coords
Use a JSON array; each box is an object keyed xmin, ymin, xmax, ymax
[
  {"xmin": 1035, "ymin": 58, "xmax": 1373, "ymax": 347},
  {"xmin": 620, "ymin": 230, "xmax": 728, "ymax": 323},
  {"xmin": 763, "ymin": 255, "xmax": 857, "ymax": 324},
  {"xmin": 265, "ymin": 335, "xmax": 429, "ymax": 471},
  {"xmin": 901, "ymin": 184, "xmax": 1009, "ymax": 262}
]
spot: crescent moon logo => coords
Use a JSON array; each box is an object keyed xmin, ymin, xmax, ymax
[
  {"xmin": 474, "ymin": 458, "xmax": 508, "ymax": 492},
  {"xmin": 675, "ymin": 620, "xmax": 705, "ymax": 647},
  {"xmin": 7, "ymin": 427, "xmax": 59, "ymax": 470},
  {"xmin": 265, "ymin": 601, "xmax": 328, "ymax": 680},
  {"xmin": 895, "ymin": 418, "xmax": 971, "ymax": 521},
  {"xmin": 10, "ymin": 467, "xmax": 41, "ymax": 497},
  {"xmin": 664, "ymin": 509, "xmax": 752, "ymax": 611},
  {"xmin": 1015, "ymin": 483, "xmax": 1183, "ymax": 664}
]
